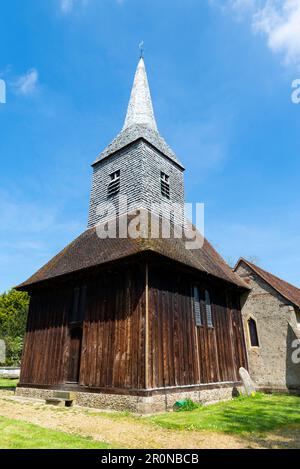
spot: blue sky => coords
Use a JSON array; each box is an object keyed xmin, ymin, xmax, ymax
[{"xmin": 0, "ymin": 0, "xmax": 300, "ymax": 292}]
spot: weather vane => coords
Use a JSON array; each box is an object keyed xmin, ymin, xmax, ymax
[{"xmin": 139, "ymin": 41, "xmax": 144, "ymax": 58}]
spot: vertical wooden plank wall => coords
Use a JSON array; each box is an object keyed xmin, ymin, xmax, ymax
[
  {"xmin": 79, "ymin": 264, "xmax": 146, "ymax": 389},
  {"xmin": 147, "ymin": 268, "xmax": 199, "ymax": 388},
  {"xmin": 148, "ymin": 264, "xmax": 247, "ymax": 389},
  {"xmin": 20, "ymin": 260, "xmax": 247, "ymax": 391},
  {"xmin": 20, "ymin": 286, "xmax": 71, "ymax": 385},
  {"xmin": 20, "ymin": 263, "xmax": 146, "ymax": 390}
]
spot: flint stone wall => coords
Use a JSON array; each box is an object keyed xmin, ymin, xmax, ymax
[
  {"xmin": 236, "ymin": 262, "xmax": 300, "ymax": 391},
  {"xmin": 16, "ymin": 384, "xmax": 242, "ymax": 414}
]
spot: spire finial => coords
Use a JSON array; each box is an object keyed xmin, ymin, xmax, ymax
[{"xmin": 139, "ymin": 41, "xmax": 144, "ymax": 59}]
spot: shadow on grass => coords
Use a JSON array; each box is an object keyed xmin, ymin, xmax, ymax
[
  {"xmin": 150, "ymin": 394, "xmax": 300, "ymax": 437},
  {"xmin": 246, "ymin": 425, "xmax": 300, "ymax": 449}
]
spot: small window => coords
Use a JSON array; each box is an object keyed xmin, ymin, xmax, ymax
[
  {"xmin": 108, "ymin": 170, "xmax": 120, "ymax": 197},
  {"xmin": 205, "ymin": 290, "xmax": 213, "ymax": 327},
  {"xmin": 193, "ymin": 286, "xmax": 202, "ymax": 326},
  {"xmin": 248, "ymin": 317, "xmax": 259, "ymax": 347},
  {"xmin": 70, "ymin": 286, "xmax": 87, "ymax": 324},
  {"xmin": 161, "ymin": 172, "xmax": 170, "ymax": 199}
]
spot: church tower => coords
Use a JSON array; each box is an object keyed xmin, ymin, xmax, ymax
[
  {"xmin": 17, "ymin": 56, "xmax": 248, "ymax": 414},
  {"xmin": 88, "ymin": 58, "xmax": 185, "ymax": 228}
]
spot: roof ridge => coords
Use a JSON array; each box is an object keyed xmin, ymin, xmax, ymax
[{"xmin": 235, "ymin": 258, "xmax": 300, "ymax": 308}]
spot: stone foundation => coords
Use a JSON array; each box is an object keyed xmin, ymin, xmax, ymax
[
  {"xmin": 16, "ymin": 384, "xmax": 242, "ymax": 414},
  {"xmin": 258, "ymin": 385, "xmax": 300, "ymax": 396}
]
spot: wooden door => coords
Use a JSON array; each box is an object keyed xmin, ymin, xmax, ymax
[{"xmin": 67, "ymin": 326, "xmax": 82, "ymax": 383}]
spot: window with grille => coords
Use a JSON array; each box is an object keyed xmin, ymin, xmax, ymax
[
  {"xmin": 108, "ymin": 170, "xmax": 120, "ymax": 197},
  {"xmin": 248, "ymin": 317, "xmax": 259, "ymax": 347},
  {"xmin": 193, "ymin": 286, "xmax": 202, "ymax": 326},
  {"xmin": 161, "ymin": 172, "xmax": 170, "ymax": 199},
  {"xmin": 70, "ymin": 286, "xmax": 87, "ymax": 324},
  {"xmin": 205, "ymin": 290, "xmax": 213, "ymax": 327}
]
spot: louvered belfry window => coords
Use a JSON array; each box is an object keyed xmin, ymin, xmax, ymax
[
  {"xmin": 193, "ymin": 286, "xmax": 202, "ymax": 326},
  {"xmin": 108, "ymin": 170, "xmax": 120, "ymax": 197},
  {"xmin": 205, "ymin": 290, "xmax": 213, "ymax": 327},
  {"xmin": 161, "ymin": 172, "xmax": 170, "ymax": 199}
]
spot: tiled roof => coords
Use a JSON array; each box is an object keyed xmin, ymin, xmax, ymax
[
  {"xmin": 17, "ymin": 215, "xmax": 247, "ymax": 290},
  {"xmin": 234, "ymin": 258, "xmax": 300, "ymax": 308}
]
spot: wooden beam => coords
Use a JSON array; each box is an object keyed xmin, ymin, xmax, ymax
[{"xmin": 145, "ymin": 262, "xmax": 149, "ymax": 389}]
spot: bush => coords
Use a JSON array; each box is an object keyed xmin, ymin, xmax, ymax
[
  {"xmin": 0, "ymin": 289, "xmax": 29, "ymax": 366},
  {"xmin": 4, "ymin": 336, "xmax": 24, "ymax": 366}
]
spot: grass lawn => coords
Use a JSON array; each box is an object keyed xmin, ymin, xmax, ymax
[
  {"xmin": 149, "ymin": 393, "xmax": 300, "ymax": 435},
  {"xmin": 0, "ymin": 379, "xmax": 18, "ymax": 389},
  {"xmin": 0, "ymin": 416, "xmax": 110, "ymax": 449},
  {"xmin": 0, "ymin": 392, "xmax": 299, "ymax": 448}
]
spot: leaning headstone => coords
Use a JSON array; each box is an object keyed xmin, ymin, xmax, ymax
[
  {"xmin": 239, "ymin": 367, "xmax": 256, "ymax": 396},
  {"xmin": 0, "ymin": 340, "xmax": 5, "ymax": 364}
]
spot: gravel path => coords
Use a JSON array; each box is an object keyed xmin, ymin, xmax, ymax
[{"xmin": 0, "ymin": 394, "xmax": 298, "ymax": 449}]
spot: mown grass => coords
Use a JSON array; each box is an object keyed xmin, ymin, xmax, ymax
[
  {"xmin": 149, "ymin": 393, "xmax": 300, "ymax": 435},
  {"xmin": 0, "ymin": 379, "xmax": 18, "ymax": 389},
  {"xmin": 1, "ymin": 392, "xmax": 299, "ymax": 448},
  {"xmin": 0, "ymin": 416, "xmax": 110, "ymax": 449}
]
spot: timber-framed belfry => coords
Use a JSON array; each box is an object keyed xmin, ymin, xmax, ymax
[{"xmin": 16, "ymin": 58, "xmax": 249, "ymax": 413}]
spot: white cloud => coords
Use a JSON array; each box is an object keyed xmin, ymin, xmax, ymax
[
  {"xmin": 13, "ymin": 68, "xmax": 39, "ymax": 96},
  {"xmin": 211, "ymin": 0, "xmax": 300, "ymax": 70},
  {"xmin": 253, "ymin": 1, "xmax": 300, "ymax": 68}
]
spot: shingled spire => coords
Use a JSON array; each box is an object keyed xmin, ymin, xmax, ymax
[
  {"xmin": 88, "ymin": 56, "xmax": 185, "ymax": 228},
  {"xmin": 123, "ymin": 58, "xmax": 158, "ymax": 131},
  {"xmin": 93, "ymin": 57, "xmax": 183, "ymax": 166}
]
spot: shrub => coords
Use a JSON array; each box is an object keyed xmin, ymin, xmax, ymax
[
  {"xmin": 4, "ymin": 336, "xmax": 24, "ymax": 366},
  {"xmin": 0, "ymin": 289, "xmax": 29, "ymax": 366}
]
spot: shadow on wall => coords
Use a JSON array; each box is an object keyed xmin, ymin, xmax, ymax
[{"xmin": 286, "ymin": 323, "xmax": 300, "ymax": 391}]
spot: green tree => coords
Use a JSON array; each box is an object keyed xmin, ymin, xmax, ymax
[{"xmin": 0, "ymin": 289, "xmax": 29, "ymax": 365}]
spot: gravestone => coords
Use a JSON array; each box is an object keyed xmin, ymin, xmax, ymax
[
  {"xmin": 239, "ymin": 367, "xmax": 256, "ymax": 396},
  {"xmin": 0, "ymin": 340, "xmax": 6, "ymax": 364}
]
